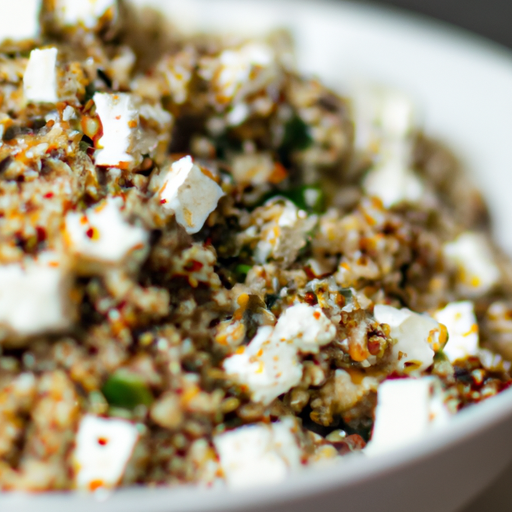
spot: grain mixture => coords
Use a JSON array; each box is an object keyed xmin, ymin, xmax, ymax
[{"xmin": 0, "ymin": 0, "xmax": 511, "ymax": 493}]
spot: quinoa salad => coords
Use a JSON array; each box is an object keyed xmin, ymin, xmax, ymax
[{"xmin": 0, "ymin": 0, "xmax": 511, "ymax": 494}]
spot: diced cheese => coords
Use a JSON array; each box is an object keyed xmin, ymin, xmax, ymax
[
  {"xmin": 223, "ymin": 304, "xmax": 335, "ymax": 404},
  {"xmin": 73, "ymin": 415, "xmax": 139, "ymax": 492},
  {"xmin": 0, "ymin": 252, "xmax": 73, "ymax": 340},
  {"xmin": 352, "ymin": 85, "xmax": 416, "ymax": 153},
  {"xmin": 0, "ymin": 0, "xmax": 39, "ymax": 41},
  {"xmin": 374, "ymin": 305, "xmax": 443, "ymax": 372},
  {"xmin": 363, "ymin": 150, "xmax": 424, "ymax": 207},
  {"xmin": 202, "ymin": 42, "xmax": 275, "ymax": 104},
  {"xmin": 93, "ymin": 92, "xmax": 138, "ymax": 169},
  {"xmin": 64, "ymin": 196, "xmax": 148, "ymax": 265},
  {"xmin": 213, "ymin": 419, "xmax": 301, "ymax": 489},
  {"xmin": 273, "ymin": 303, "xmax": 336, "ymax": 354},
  {"xmin": 365, "ymin": 377, "xmax": 451, "ymax": 456},
  {"xmin": 434, "ymin": 301, "xmax": 479, "ymax": 362},
  {"xmin": 51, "ymin": 0, "xmax": 117, "ymax": 30},
  {"xmin": 23, "ymin": 48, "xmax": 58, "ymax": 104},
  {"xmin": 158, "ymin": 156, "xmax": 224, "ymax": 235},
  {"xmin": 355, "ymin": 85, "xmax": 423, "ymax": 207},
  {"xmin": 444, "ymin": 232, "xmax": 499, "ymax": 297},
  {"xmin": 223, "ymin": 326, "xmax": 303, "ymax": 405}
]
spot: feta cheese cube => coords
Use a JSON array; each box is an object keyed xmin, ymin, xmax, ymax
[
  {"xmin": 363, "ymin": 150, "xmax": 424, "ymax": 207},
  {"xmin": 223, "ymin": 326, "xmax": 303, "ymax": 405},
  {"xmin": 213, "ymin": 419, "xmax": 301, "ymax": 489},
  {"xmin": 158, "ymin": 156, "xmax": 224, "ymax": 235},
  {"xmin": 0, "ymin": 252, "xmax": 74, "ymax": 341},
  {"xmin": 273, "ymin": 303, "xmax": 336, "ymax": 354},
  {"xmin": 223, "ymin": 304, "xmax": 336, "ymax": 403},
  {"xmin": 0, "ymin": 0, "xmax": 40, "ymax": 41},
  {"xmin": 365, "ymin": 377, "xmax": 451, "ymax": 456},
  {"xmin": 434, "ymin": 301, "xmax": 479, "ymax": 363},
  {"xmin": 51, "ymin": 0, "xmax": 118, "ymax": 30},
  {"xmin": 374, "ymin": 305, "xmax": 443, "ymax": 372},
  {"xmin": 73, "ymin": 415, "xmax": 139, "ymax": 491},
  {"xmin": 64, "ymin": 197, "xmax": 148, "ymax": 265},
  {"xmin": 444, "ymin": 232, "xmax": 499, "ymax": 297},
  {"xmin": 93, "ymin": 92, "xmax": 138, "ymax": 169},
  {"xmin": 352, "ymin": 85, "xmax": 417, "ymax": 153},
  {"xmin": 23, "ymin": 48, "xmax": 58, "ymax": 104}
]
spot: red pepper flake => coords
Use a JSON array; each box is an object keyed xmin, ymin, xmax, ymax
[
  {"xmin": 86, "ymin": 227, "xmax": 95, "ymax": 239},
  {"xmin": 304, "ymin": 291, "xmax": 318, "ymax": 306},
  {"xmin": 304, "ymin": 266, "xmax": 316, "ymax": 280},
  {"xmin": 313, "ymin": 311, "xmax": 321, "ymax": 320},
  {"xmin": 160, "ymin": 198, "xmax": 167, "ymax": 205},
  {"xmin": 97, "ymin": 437, "xmax": 108, "ymax": 446},
  {"xmin": 35, "ymin": 226, "xmax": 46, "ymax": 243},
  {"xmin": 185, "ymin": 260, "xmax": 204, "ymax": 272},
  {"xmin": 43, "ymin": 192, "xmax": 54, "ymax": 199}
]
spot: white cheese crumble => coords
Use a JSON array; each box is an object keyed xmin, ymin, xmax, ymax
[
  {"xmin": 158, "ymin": 156, "xmax": 224, "ymax": 235},
  {"xmin": 434, "ymin": 301, "xmax": 479, "ymax": 363},
  {"xmin": 355, "ymin": 85, "xmax": 424, "ymax": 207},
  {"xmin": 352, "ymin": 85, "xmax": 416, "ymax": 153},
  {"xmin": 52, "ymin": 0, "xmax": 117, "ymax": 29},
  {"xmin": 64, "ymin": 196, "xmax": 148, "ymax": 265},
  {"xmin": 201, "ymin": 42, "xmax": 275, "ymax": 105},
  {"xmin": 73, "ymin": 415, "xmax": 139, "ymax": 491},
  {"xmin": 273, "ymin": 303, "xmax": 336, "ymax": 354},
  {"xmin": 365, "ymin": 377, "xmax": 451, "ymax": 456},
  {"xmin": 213, "ymin": 419, "xmax": 301, "ymax": 489},
  {"xmin": 0, "ymin": 0, "xmax": 39, "ymax": 41},
  {"xmin": 23, "ymin": 48, "xmax": 59, "ymax": 104},
  {"xmin": 223, "ymin": 304, "xmax": 336, "ymax": 404},
  {"xmin": 93, "ymin": 92, "xmax": 138, "ymax": 169},
  {"xmin": 374, "ymin": 305, "xmax": 443, "ymax": 372},
  {"xmin": 444, "ymin": 232, "xmax": 499, "ymax": 297},
  {"xmin": 363, "ymin": 147, "xmax": 424, "ymax": 207},
  {"xmin": 223, "ymin": 326, "xmax": 302, "ymax": 405},
  {"xmin": 0, "ymin": 252, "xmax": 73, "ymax": 339}
]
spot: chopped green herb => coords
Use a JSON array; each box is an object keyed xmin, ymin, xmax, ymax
[
  {"xmin": 102, "ymin": 370, "xmax": 154, "ymax": 410},
  {"xmin": 283, "ymin": 185, "xmax": 326, "ymax": 213},
  {"xmin": 84, "ymin": 82, "xmax": 96, "ymax": 103},
  {"xmin": 281, "ymin": 114, "xmax": 313, "ymax": 152},
  {"xmin": 234, "ymin": 264, "xmax": 252, "ymax": 282}
]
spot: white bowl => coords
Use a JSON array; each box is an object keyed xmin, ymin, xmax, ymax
[{"xmin": 4, "ymin": 1, "xmax": 512, "ymax": 511}]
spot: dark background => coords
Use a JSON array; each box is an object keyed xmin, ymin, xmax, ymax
[{"xmin": 371, "ymin": 0, "xmax": 511, "ymax": 49}]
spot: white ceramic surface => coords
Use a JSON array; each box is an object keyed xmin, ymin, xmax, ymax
[{"xmin": 3, "ymin": 1, "xmax": 512, "ymax": 511}]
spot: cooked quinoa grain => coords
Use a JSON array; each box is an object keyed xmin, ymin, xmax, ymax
[{"xmin": 0, "ymin": 0, "xmax": 511, "ymax": 493}]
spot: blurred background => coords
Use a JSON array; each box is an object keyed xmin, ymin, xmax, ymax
[
  {"xmin": 366, "ymin": 2, "xmax": 512, "ymax": 510},
  {"xmin": 371, "ymin": 0, "xmax": 511, "ymax": 49}
]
